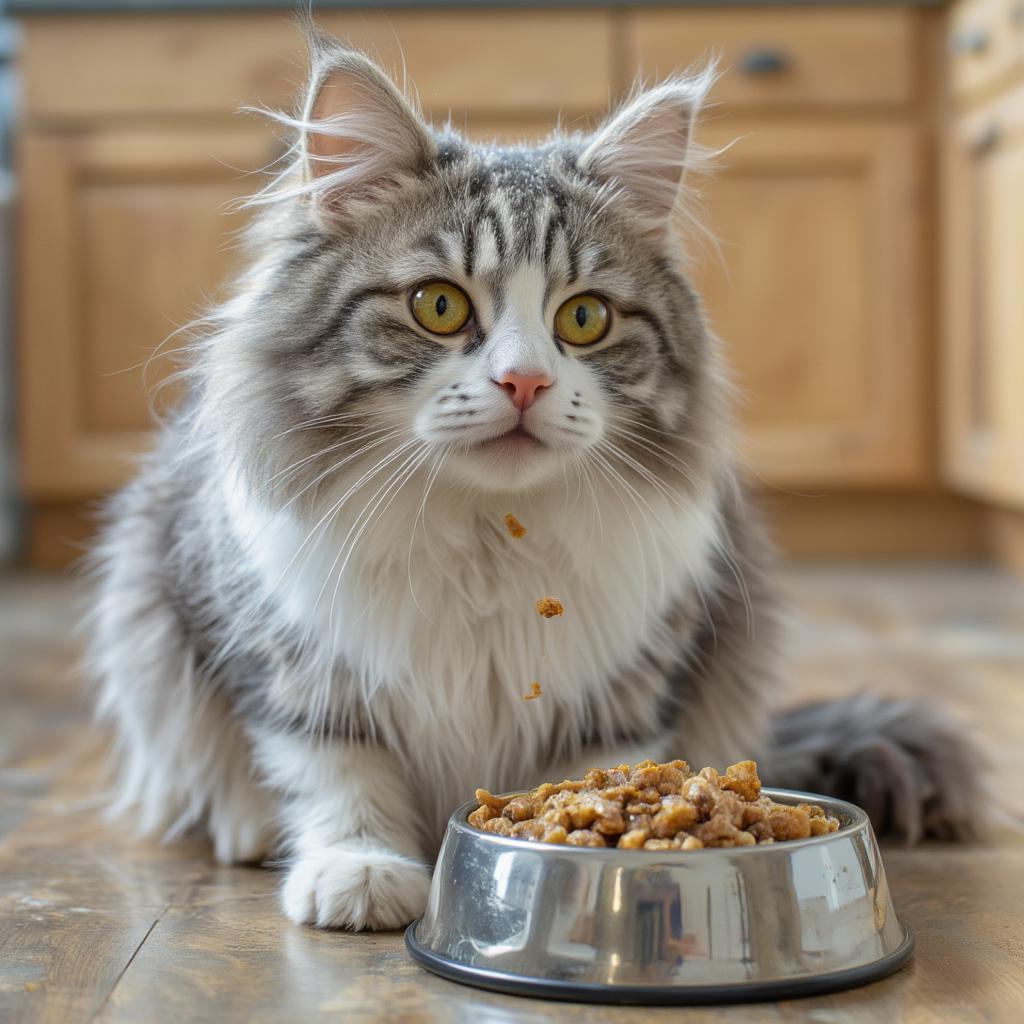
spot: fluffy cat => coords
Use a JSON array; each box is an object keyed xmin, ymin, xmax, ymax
[{"xmin": 90, "ymin": 35, "xmax": 982, "ymax": 930}]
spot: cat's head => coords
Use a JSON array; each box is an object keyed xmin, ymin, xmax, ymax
[{"xmin": 205, "ymin": 38, "xmax": 729, "ymax": 508}]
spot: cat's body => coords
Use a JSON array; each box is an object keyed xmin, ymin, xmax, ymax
[{"xmin": 91, "ymin": 37, "xmax": 982, "ymax": 930}]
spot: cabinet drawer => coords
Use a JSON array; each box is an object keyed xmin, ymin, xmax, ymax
[
  {"xmin": 693, "ymin": 122, "xmax": 926, "ymax": 485},
  {"xmin": 943, "ymin": 82, "xmax": 1024, "ymax": 505},
  {"xmin": 20, "ymin": 10, "xmax": 613, "ymax": 122},
  {"xmin": 949, "ymin": 0, "xmax": 1024, "ymax": 102},
  {"xmin": 626, "ymin": 8, "xmax": 916, "ymax": 109}
]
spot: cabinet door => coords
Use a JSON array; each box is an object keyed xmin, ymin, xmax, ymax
[
  {"xmin": 691, "ymin": 123, "xmax": 927, "ymax": 487},
  {"xmin": 19, "ymin": 128, "xmax": 272, "ymax": 498},
  {"xmin": 944, "ymin": 82, "xmax": 1024, "ymax": 506}
]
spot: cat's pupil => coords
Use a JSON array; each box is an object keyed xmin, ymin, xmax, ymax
[
  {"xmin": 435, "ymin": 294, "xmax": 448, "ymax": 317},
  {"xmin": 575, "ymin": 305, "xmax": 587, "ymax": 328}
]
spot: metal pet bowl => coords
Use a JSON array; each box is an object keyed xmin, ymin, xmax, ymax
[{"xmin": 406, "ymin": 789, "xmax": 913, "ymax": 1004}]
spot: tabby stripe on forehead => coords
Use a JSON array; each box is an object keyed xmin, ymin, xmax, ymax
[
  {"xmin": 565, "ymin": 232, "xmax": 580, "ymax": 285},
  {"xmin": 483, "ymin": 207, "xmax": 507, "ymax": 265},
  {"xmin": 462, "ymin": 220, "xmax": 476, "ymax": 278},
  {"xmin": 541, "ymin": 209, "xmax": 563, "ymax": 272},
  {"xmin": 304, "ymin": 285, "xmax": 397, "ymax": 355}
]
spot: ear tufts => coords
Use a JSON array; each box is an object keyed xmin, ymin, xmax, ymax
[
  {"xmin": 579, "ymin": 62, "xmax": 718, "ymax": 239},
  {"xmin": 241, "ymin": 34, "xmax": 436, "ymax": 222}
]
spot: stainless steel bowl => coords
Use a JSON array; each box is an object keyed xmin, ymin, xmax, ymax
[{"xmin": 406, "ymin": 789, "xmax": 913, "ymax": 1004}]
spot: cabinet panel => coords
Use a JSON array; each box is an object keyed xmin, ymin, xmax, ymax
[
  {"xmin": 693, "ymin": 123, "xmax": 926, "ymax": 486},
  {"xmin": 20, "ymin": 10, "xmax": 613, "ymax": 121},
  {"xmin": 944, "ymin": 82, "xmax": 1024, "ymax": 506},
  {"xmin": 19, "ymin": 129, "xmax": 268, "ymax": 497},
  {"xmin": 627, "ymin": 8, "xmax": 917, "ymax": 110}
]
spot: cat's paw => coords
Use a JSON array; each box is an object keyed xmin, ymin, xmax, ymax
[{"xmin": 282, "ymin": 845, "xmax": 430, "ymax": 930}]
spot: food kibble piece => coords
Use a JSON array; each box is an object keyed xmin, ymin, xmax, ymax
[
  {"xmin": 504, "ymin": 513, "xmax": 528, "ymax": 538},
  {"xmin": 467, "ymin": 759, "xmax": 841, "ymax": 849},
  {"xmin": 722, "ymin": 760, "xmax": 761, "ymax": 802},
  {"xmin": 523, "ymin": 682, "xmax": 542, "ymax": 701},
  {"xmin": 566, "ymin": 829, "xmax": 607, "ymax": 847},
  {"xmin": 535, "ymin": 596, "xmax": 564, "ymax": 618}
]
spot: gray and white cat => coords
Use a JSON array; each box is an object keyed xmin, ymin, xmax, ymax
[{"xmin": 90, "ymin": 36, "xmax": 982, "ymax": 931}]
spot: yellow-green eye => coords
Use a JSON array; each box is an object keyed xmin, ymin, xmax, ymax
[
  {"xmin": 554, "ymin": 294, "xmax": 610, "ymax": 346},
  {"xmin": 411, "ymin": 281, "xmax": 472, "ymax": 336}
]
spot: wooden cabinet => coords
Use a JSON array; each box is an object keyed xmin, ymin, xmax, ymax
[
  {"xmin": 949, "ymin": 0, "xmax": 1024, "ymax": 102},
  {"xmin": 694, "ymin": 122, "xmax": 925, "ymax": 486},
  {"xmin": 626, "ymin": 7, "xmax": 927, "ymax": 487},
  {"xmin": 14, "ymin": 6, "xmax": 949, "ymax": 562},
  {"xmin": 943, "ymin": 80, "xmax": 1024, "ymax": 506},
  {"xmin": 20, "ymin": 128, "xmax": 269, "ymax": 497},
  {"xmin": 625, "ymin": 7, "xmax": 917, "ymax": 109}
]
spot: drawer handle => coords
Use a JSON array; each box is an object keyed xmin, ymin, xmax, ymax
[
  {"xmin": 971, "ymin": 123, "xmax": 1001, "ymax": 155},
  {"xmin": 950, "ymin": 27, "xmax": 991, "ymax": 54},
  {"xmin": 739, "ymin": 48, "xmax": 790, "ymax": 76}
]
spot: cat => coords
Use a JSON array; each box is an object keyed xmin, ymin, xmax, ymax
[{"xmin": 90, "ymin": 34, "xmax": 983, "ymax": 931}]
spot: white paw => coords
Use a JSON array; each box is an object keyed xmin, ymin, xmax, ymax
[{"xmin": 282, "ymin": 845, "xmax": 430, "ymax": 930}]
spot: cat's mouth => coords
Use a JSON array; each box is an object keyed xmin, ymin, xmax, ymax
[{"xmin": 478, "ymin": 425, "xmax": 546, "ymax": 451}]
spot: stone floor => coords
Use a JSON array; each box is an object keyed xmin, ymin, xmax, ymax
[{"xmin": 1, "ymin": 566, "xmax": 1023, "ymax": 1023}]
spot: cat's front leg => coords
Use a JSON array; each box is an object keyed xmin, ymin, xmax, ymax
[{"xmin": 251, "ymin": 728, "xmax": 430, "ymax": 930}]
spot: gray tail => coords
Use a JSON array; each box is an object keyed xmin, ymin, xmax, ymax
[{"xmin": 764, "ymin": 694, "xmax": 989, "ymax": 844}]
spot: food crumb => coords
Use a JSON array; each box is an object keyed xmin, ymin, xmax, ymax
[
  {"xmin": 504, "ymin": 513, "xmax": 527, "ymax": 539},
  {"xmin": 523, "ymin": 682, "xmax": 542, "ymax": 701},
  {"xmin": 535, "ymin": 596, "xmax": 564, "ymax": 618}
]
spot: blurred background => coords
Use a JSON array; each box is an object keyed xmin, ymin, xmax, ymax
[{"xmin": 0, "ymin": 0, "xmax": 1022, "ymax": 571}]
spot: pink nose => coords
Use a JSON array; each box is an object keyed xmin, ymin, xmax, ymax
[{"xmin": 495, "ymin": 371, "xmax": 553, "ymax": 411}]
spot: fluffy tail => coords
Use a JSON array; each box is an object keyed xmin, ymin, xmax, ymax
[{"xmin": 763, "ymin": 694, "xmax": 990, "ymax": 844}]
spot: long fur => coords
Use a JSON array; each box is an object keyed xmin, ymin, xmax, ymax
[{"xmin": 89, "ymin": 35, "xmax": 986, "ymax": 931}]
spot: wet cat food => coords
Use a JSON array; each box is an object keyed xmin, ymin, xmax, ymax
[{"xmin": 468, "ymin": 759, "xmax": 840, "ymax": 849}]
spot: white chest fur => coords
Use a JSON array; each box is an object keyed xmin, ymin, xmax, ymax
[{"xmin": 225, "ymin": 466, "xmax": 719, "ymax": 826}]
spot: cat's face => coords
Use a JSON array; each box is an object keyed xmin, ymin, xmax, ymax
[{"xmin": 218, "ymin": 44, "xmax": 724, "ymax": 508}]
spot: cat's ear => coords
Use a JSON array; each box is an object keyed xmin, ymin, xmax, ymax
[
  {"xmin": 300, "ymin": 38, "xmax": 436, "ymax": 218},
  {"xmin": 578, "ymin": 66, "xmax": 716, "ymax": 238}
]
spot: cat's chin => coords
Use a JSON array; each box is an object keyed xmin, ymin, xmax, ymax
[{"xmin": 444, "ymin": 435, "xmax": 565, "ymax": 492}]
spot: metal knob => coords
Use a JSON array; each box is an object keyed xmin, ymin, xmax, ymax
[
  {"xmin": 950, "ymin": 27, "xmax": 991, "ymax": 54},
  {"xmin": 739, "ymin": 48, "xmax": 790, "ymax": 76},
  {"xmin": 971, "ymin": 123, "xmax": 1002, "ymax": 156}
]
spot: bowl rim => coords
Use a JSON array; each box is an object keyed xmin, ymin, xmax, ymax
[{"xmin": 450, "ymin": 786, "xmax": 870, "ymax": 857}]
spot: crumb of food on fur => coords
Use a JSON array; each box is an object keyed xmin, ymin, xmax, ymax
[
  {"xmin": 535, "ymin": 596, "xmax": 564, "ymax": 618},
  {"xmin": 504, "ymin": 513, "xmax": 527, "ymax": 538},
  {"xmin": 523, "ymin": 682, "xmax": 542, "ymax": 701},
  {"xmin": 467, "ymin": 759, "xmax": 840, "ymax": 848}
]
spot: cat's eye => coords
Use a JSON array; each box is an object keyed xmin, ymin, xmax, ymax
[
  {"xmin": 554, "ymin": 294, "xmax": 610, "ymax": 347},
  {"xmin": 410, "ymin": 281, "xmax": 472, "ymax": 336}
]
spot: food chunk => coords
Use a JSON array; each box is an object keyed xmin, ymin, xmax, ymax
[
  {"xmin": 535, "ymin": 596, "xmax": 564, "ymax": 618},
  {"xmin": 504, "ymin": 513, "xmax": 528, "ymax": 538},
  {"xmin": 467, "ymin": 760, "xmax": 840, "ymax": 849},
  {"xmin": 523, "ymin": 682, "xmax": 542, "ymax": 701}
]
